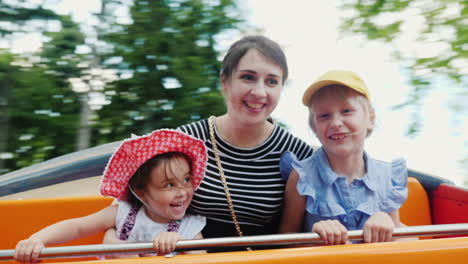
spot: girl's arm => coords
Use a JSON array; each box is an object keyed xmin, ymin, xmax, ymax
[
  {"xmin": 102, "ymin": 228, "xmax": 125, "ymax": 244},
  {"xmin": 279, "ymin": 170, "xmax": 306, "ymax": 234},
  {"xmin": 101, "ymin": 228, "xmax": 142, "ymax": 259},
  {"xmin": 152, "ymin": 232, "xmax": 182, "ymax": 255},
  {"xmin": 363, "ymin": 210, "xmax": 401, "ymax": 243},
  {"xmin": 388, "ymin": 210, "xmax": 418, "ymax": 241},
  {"xmin": 32, "ymin": 204, "xmax": 117, "ymax": 244},
  {"xmin": 312, "ymin": 220, "xmax": 349, "ymax": 245},
  {"xmin": 388, "ymin": 210, "xmax": 404, "ymax": 227},
  {"xmin": 14, "ymin": 204, "xmax": 118, "ymax": 263},
  {"xmin": 102, "ymin": 199, "xmax": 130, "ymax": 244}
]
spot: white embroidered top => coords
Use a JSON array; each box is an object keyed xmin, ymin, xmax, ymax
[{"xmin": 115, "ymin": 201, "xmax": 206, "ymax": 242}]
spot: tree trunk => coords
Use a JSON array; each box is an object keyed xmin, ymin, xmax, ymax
[
  {"xmin": 0, "ymin": 80, "xmax": 11, "ymax": 173},
  {"xmin": 76, "ymin": 94, "xmax": 91, "ymax": 150}
]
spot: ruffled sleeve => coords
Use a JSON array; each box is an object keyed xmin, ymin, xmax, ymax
[
  {"xmin": 280, "ymin": 151, "xmax": 319, "ymax": 204},
  {"xmin": 179, "ymin": 214, "xmax": 206, "ymax": 240},
  {"xmin": 355, "ymin": 156, "xmax": 408, "ymax": 217},
  {"xmin": 279, "ymin": 151, "xmax": 295, "ymax": 180},
  {"xmin": 383, "ymin": 158, "xmax": 408, "ymax": 212}
]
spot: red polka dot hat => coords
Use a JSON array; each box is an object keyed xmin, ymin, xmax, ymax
[{"xmin": 100, "ymin": 129, "xmax": 207, "ymax": 200}]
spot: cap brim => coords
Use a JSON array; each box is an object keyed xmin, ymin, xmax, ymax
[{"xmin": 302, "ymin": 80, "xmax": 349, "ymax": 106}]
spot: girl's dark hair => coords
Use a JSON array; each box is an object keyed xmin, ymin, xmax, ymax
[
  {"xmin": 221, "ymin": 35, "xmax": 288, "ymax": 84},
  {"xmin": 126, "ymin": 152, "xmax": 191, "ymax": 208}
]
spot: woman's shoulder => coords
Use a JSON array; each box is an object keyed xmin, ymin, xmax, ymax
[
  {"xmin": 273, "ymin": 124, "xmax": 314, "ymax": 157},
  {"xmin": 177, "ymin": 119, "xmax": 209, "ymax": 140}
]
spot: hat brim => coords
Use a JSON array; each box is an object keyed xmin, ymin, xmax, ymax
[{"xmin": 99, "ymin": 129, "xmax": 207, "ymax": 200}]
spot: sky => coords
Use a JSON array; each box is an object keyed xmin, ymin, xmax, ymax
[{"xmin": 10, "ymin": 0, "xmax": 467, "ymax": 186}]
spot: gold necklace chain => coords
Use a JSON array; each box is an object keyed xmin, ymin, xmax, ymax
[{"xmin": 208, "ymin": 116, "xmax": 252, "ymax": 251}]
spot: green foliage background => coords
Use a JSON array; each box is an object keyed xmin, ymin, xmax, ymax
[
  {"xmin": 0, "ymin": 0, "xmax": 241, "ymax": 174},
  {"xmin": 339, "ymin": 0, "xmax": 467, "ymax": 185},
  {"xmin": 340, "ymin": 0, "xmax": 467, "ymax": 135},
  {"xmin": 0, "ymin": 0, "xmax": 465, "ymax": 182}
]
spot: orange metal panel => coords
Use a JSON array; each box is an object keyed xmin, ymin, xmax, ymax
[{"xmin": 1, "ymin": 196, "xmax": 112, "ymax": 263}]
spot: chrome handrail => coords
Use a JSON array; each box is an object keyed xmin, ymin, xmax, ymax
[{"xmin": 1, "ymin": 224, "xmax": 467, "ymax": 261}]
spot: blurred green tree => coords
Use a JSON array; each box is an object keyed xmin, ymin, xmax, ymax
[
  {"xmin": 1, "ymin": 0, "xmax": 244, "ymax": 174},
  {"xmin": 0, "ymin": 0, "xmax": 86, "ymax": 173},
  {"xmin": 0, "ymin": 49, "xmax": 79, "ymax": 173},
  {"xmin": 95, "ymin": 0, "xmax": 242, "ymax": 142},
  {"xmin": 35, "ymin": 15, "xmax": 87, "ymax": 154},
  {"xmin": 340, "ymin": 0, "xmax": 467, "ymax": 135},
  {"xmin": 0, "ymin": 1, "xmax": 59, "ymax": 36},
  {"xmin": 0, "ymin": 2, "xmax": 80, "ymax": 173}
]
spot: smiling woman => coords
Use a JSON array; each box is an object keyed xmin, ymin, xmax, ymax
[{"xmin": 175, "ymin": 35, "xmax": 314, "ymax": 250}]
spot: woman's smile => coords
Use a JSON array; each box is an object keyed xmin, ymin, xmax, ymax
[{"xmin": 245, "ymin": 101, "xmax": 266, "ymax": 111}]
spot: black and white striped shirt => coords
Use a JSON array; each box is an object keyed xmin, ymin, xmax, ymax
[{"xmin": 179, "ymin": 119, "xmax": 313, "ymax": 238}]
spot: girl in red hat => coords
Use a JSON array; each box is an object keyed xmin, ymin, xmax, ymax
[{"xmin": 14, "ymin": 130, "xmax": 208, "ymax": 262}]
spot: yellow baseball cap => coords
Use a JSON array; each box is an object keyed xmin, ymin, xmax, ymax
[{"xmin": 302, "ymin": 70, "xmax": 370, "ymax": 106}]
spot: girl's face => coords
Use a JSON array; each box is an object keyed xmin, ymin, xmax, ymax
[
  {"xmin": 222, "ymin": 48, "xmax": 283, "ymax": 126},
  {"xmin": 310, "ymin": 90, "xmax": 374, "ymax": 160},
  {"xmin": 137, "ymin": 156, "xmax": 194, "ymax": 223}
]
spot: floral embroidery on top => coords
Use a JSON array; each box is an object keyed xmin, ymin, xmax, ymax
[
  {"xmin": 167, "ymin": 220, "xmax": 181, "ymax": 232},
  {"xmin": 119, "ymin": 204, "xmax": 141, "ymax": 240}
]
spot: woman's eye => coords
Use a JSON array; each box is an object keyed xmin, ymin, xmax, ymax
[
  {"xmin": 240, "ymin": 74, "xmax": 255, "ymax": 81},
  {"xmin": 342, "ymin": 109, "xmax": 353, "ymax": 114},
  {"xmin": 266, "ymin": 78, "xmax": 279, "ymax": 86},
  {"xmin": 164, "ymin": 183, "xmax": 174, "ymax": 188}
]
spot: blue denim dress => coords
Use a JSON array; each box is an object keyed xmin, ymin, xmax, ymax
[{"xmin": 280, "ymin": 147, "xmax": 407, "ymax": 232}]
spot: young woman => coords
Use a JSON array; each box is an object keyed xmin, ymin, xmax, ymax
[{"xmin": 178, "ymin": 36, "xmax": 313, "ymax": 243}]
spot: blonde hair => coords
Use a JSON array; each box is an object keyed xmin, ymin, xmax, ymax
[{"xmin": 307, "ymin": 85, "xmax": 375, "ymax": 137}]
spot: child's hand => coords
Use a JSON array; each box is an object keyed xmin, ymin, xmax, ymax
[
  {"xmin": 363, "ymin": 212, "xmax": 395, "ymax": 243},
  {"xmin": 152, "ymin": 232, "xmax": 182, "ymax": 255},
  {"xmin": 312, "ymin": 220, "xmax": 349, "ymax": 245},
  {"xmin": 14, "ymin": 238, "xmax": 45, "ymax": 263}
]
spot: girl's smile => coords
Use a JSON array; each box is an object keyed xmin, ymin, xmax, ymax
[
  {"xmin": 137, "ymin": 156, "xmax": 194, "ymax": 223},
  {"xmin": 328, "ymin": 132, "xmax": 351, "ymax": 141}
]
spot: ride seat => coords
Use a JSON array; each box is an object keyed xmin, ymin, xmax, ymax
[{"xmin": 400, "ymin": 177, "xmax": 432, "ymax": 226}]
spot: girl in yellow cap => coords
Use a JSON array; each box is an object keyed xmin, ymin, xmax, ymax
[{"xmin": 279, "ymin": 70, "xmax": 408, "ymax": 245}]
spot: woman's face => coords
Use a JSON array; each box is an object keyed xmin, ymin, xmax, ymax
[{"xmin": 222, "ymin": 49, "xmax": 283, "ymax": 126}]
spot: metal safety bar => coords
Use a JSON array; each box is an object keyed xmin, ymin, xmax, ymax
[{"xmin": 1, "ymin": 223, "xmax": 468, "ymax": 261}]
